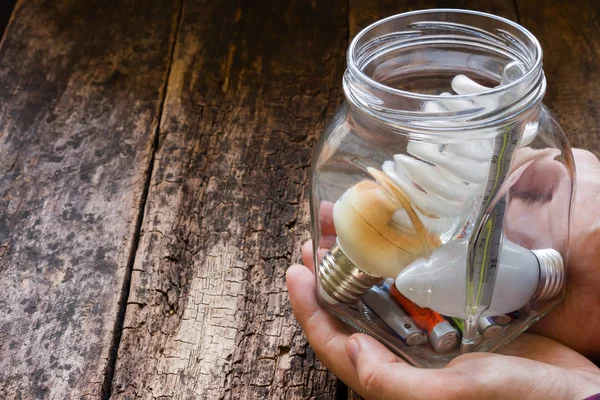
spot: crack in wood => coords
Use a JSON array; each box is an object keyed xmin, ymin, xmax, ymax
[
  {"xmin": 100, "ymin": 1, "xmax": 186, "ymax": 399},
  {"xmin": 0, "ymin": 0, "xmax": 185, "ymax": 396},
  {"xmin": 512, "ymin": 0, "xmax": 521, "ymax": 24}
]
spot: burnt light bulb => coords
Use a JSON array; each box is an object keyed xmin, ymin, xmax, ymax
[{"xmin": 318, "ymin": 176, "xmax": 440, "ymax": 304}]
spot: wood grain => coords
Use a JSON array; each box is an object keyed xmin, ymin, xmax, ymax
[
  {"xmin": 1, "ymin": 0, "xmax": 597, "ymax": 399},
  {"xmin": 0, "ymin": 0, "xmax": 179, "ymax": 397},
  {"xmin": 111, "ymin": 1, "xmax": 348, "ymax": 398},
  {"xmin": 516, "ymin": 0, "xmax": 600, "ymax": 156},
  {"xmin": 349, "ymin": 0, "xmax": 518, "ymax": 37}
]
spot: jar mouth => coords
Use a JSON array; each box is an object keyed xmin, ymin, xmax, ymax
[{"xmin": 344, "ymin": 9, "xmax": 545, "ymax": 132}]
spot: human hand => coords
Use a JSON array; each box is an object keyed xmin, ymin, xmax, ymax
[
  {"xmin": 286, "ymin": 148, "xmax": 600, "ymax": 399},
  {"xmin": 502, "ymin": 148, "xmax": 600, "ymax": 359},
  {"xmin": 287, "ymin": 240, "xmax": 600, "ymax": 399},
  {"xmin": 521, "ymin": 149, "xmax": 600, "ymax": 360}
]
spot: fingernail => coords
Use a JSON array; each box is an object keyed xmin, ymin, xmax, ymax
[{"xmin": 347, "ymin": 337, "xmax": 359, "ymax": 366}]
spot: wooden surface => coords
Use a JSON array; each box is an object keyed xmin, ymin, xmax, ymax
[
  {"xmin": 110, "ymin": 1, "xmax": 345, "ymax": 398},
  {"xmin": 0, "ymin": 0, "xmax": 180, "ymax": 397},
  {"xmin": 0, "ymin": 0, "xmax": 598, "ymax": 399}
]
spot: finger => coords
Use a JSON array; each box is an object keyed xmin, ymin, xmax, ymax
[
  {"xmin": 301, "ymin": 240, "xmax": 329, "ymax": 274},
  {"xmin": 320, "ymin": 234, "xmax": 336, "ymax": 249},
  {"xmin": 446, "ymin": 350, "xmax": 600, "ymax": 399},
  {"xmin": 320, "ymin": 201, "xmax": 336, "ymax": 235},
  {"xmin": 510, "ymin": 157, "xmax": 564, "ymax": 203},
  {"xmin": 567, "ymin": 148, "xmax": 600, "ymax": 285},
  {"xmin": 527, "ymin": 148, "xmax": 600, "ymax": 356},
  {"xmin": 301, "ymin": 241, "xmax": 314, "ymax": 271},
  {"xmin": 499, "ymin": 333, "xmax": 600, "ymax": 376},
  {"xmin": 573, "ymin": 148, "xmax": 600, "ymax": 169},
  {"xmin": 505, "ymin": 156, "xmax": 570, "ymax": 250},
  {"xmin": 286, "ymin": 264, "xmax": 361, "ymax": 390},
  {"xmin": 346, "ymin": 333, "xmax": 418, "ymax": 400}
]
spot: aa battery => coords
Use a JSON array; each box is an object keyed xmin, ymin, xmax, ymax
[
  {"xmin": 491, "ymin": 311, "xmax": 518, "ymax": 325},
  {"xmin": 389, "ymin": 285, "xmax": 459, "ymax": 353},
  {"xmin": 478, "ymin": 316, "xmax": 505, "ymax": 340},
  {"xmin": 502, "ymin": 311, "xmax": 519, "ymax": 323},
  {"xmin": 361, "ymin": 286, "xmax": 428, "ymax": 346},
  {"xmin": 360, "ymin": 301, "xmax": 392, "ymax": 334},
  {"xmin": 452, "ymin": 316, "xmax": 506, "ymax": 341},
  {"xmin": 492, "ymin": 314, "xmax": 512, "ymax": 325}
]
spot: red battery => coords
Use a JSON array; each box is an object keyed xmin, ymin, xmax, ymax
[{"xmin": 390, "ymin": 284, "xmax": 458, "ymax": 353}]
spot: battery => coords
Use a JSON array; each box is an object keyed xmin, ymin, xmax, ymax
[
  {"xmin": 491, "ymin": 312, "xmax": 518, "ymax": 325},
  {"xmin": 492, "ymin": 314, "xmax": 512, "ymax": 325},
  {"xmin": 389, "ymin": 285, "xmax": 459, "ymax": 353},
  {"xmin": 361, "ymin": 286, "xmax": 428, "ymax": 346},
  {"xmin": 507, "ymin": 311, "xmax": 519, "ymax": 321},
  {"xmin": 360, "ymin": 301, "xmax": 392, "ymax": 333},
  {"xmin": 450, "ymin": 318, "xmax": 482, "ymax": 346},
  {"xmin": 478, "ymin": 316, "xmax": 504, "ymax": 340}
]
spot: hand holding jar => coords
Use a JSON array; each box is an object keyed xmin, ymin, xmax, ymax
[
  {"xmin": 287, "ymin": 149, "xmax": 600, "ymax": 400},
  {"xmin": 309, "ymin": 9, "xmax": 574, "ymax": 365},
  {"xmin": 287, "ymin": 8, "xmax": 600, "ymax": 400}
]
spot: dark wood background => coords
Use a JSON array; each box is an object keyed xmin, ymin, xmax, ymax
[{"xmin": 0, "ymin": 0, "xmax": 598, "ymax": 399}]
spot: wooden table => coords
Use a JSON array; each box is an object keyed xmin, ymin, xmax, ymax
[{"xmin": 0, "ymin": 0, "xmax": 598, "ymax": 398}]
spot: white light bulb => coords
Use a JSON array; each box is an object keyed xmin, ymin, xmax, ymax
[{"xmin": 394, "ymin": 239, "xmax": 564, "ymax": 318}]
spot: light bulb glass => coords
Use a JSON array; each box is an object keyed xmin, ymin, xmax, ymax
[{"xmin": 394, "ymin": 239, "xmax": 564, "ymax": 318}]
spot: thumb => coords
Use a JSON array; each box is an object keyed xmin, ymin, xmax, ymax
[{"xmin": 345, "ymin": 334, "xmax": 413, "ymax": 400}]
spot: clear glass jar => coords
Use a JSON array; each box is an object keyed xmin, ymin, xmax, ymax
[{"xmin": 309, "ymin": 9, "xmax": 575, "ymax": 368}]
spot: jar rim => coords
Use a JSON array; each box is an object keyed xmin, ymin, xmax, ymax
[{"xmin": 347, "ymin": 9, "xmax": 543, "ymax": 101}]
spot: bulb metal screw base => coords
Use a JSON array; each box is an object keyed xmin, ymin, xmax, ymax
[
  {"xmin": 531, "ymin": 248, "xmax": 564, "ymax": 301},
  {"xmin": 318, "ymin": 243, "xmax": 381, "ymax": 304}
]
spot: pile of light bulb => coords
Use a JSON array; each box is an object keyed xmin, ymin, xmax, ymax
[{"xmin": 320, "ymin": 64, "xmax": 564, "ymax": 322}]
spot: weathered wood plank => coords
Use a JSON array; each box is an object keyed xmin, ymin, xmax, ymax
[
  {"xmin": 349, "ymin": 0, "xmax": 518, "ymax": 37},
  {"xmin": 111, "ymin": 1, "xmax": 348, "ymax": 399},
  {"xmin": 516, "ymin": 0, "xmax": 600, "ymax": 156},
  {"xmin": 0, "ymin": 0, "xmax": 179, "ymax": 397}
]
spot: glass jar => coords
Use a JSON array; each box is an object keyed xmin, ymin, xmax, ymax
[{"xmin": 309, "ymin": 9, "xmax": 575, "ymax": 368}]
